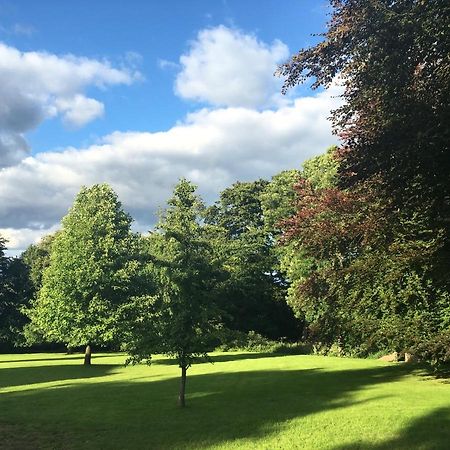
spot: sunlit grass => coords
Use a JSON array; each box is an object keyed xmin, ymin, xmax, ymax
[{"xmin": 0, "ymin": 352, "xmax": 449, "ymax": 449}]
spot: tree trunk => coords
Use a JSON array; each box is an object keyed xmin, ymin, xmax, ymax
[
  {"xmin": 84, "ymin": 344, "xmax": 92, "ymax": 365},
  {"xmin": 178, "ymin": 365, "xmax": 187, "ymax": 407}
]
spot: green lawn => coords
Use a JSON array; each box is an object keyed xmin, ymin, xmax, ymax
[{"xmin": 0, "ymin": 352, "xmax": 449, "ymax": 449}]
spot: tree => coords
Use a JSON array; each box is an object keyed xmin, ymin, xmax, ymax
[
  {"xmin": 278, "ymin": 0, "xmax": 450, "ymax": 363},
  {"xmin": 0, "ymin": 236, "xmax": 32, "ymax": 348},
  {"xmin": 29, "ymin": 184, "xmax": 139, "ymax": 364},
  {"xmin": 121, "ymin": 179, "xmax": 224, "ymax": 407},
  {"xmin": 259, "ymin": 150, "xmax": 338, "ymax": 336},
  {"xmin": 278, "ymin": 0, "xmax": 450, "ymax": 273},
  {"xmin": 260, "ymin": 170, "xmax": 301, "ymax": 234},
  {"xmin": 22, "ymin": 233, "xmax": 57, "ymax": 296},
  {"xmin": 206, "ymin": 180, "xmax": 299, "ymax": 340}
]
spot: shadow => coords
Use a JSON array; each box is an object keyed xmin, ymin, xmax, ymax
[
  {"xmin": 0, "ymin": 364, "xmax": 118, "ymax": 389},
  {"xmin": 0, "ymin": 362, "xmax": 433, "ymax": 449},
  {"xmin": 335, "ymin": 406, "xmax": 450, "ymax": 449},
  {"xmin": 0, "ymin": 354, "xmax": 121, "ymax": 364},
  {"xmin": 153, "ymin": 351, "xmax": 278, "ymax": 365}
]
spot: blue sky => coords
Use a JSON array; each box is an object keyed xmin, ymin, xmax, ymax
[{"xmin": 0, "ymin": 0, "xmax": 340, "ymax": 253}]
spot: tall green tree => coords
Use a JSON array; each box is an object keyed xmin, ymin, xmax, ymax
[
  {"xmin": 121, "ymin": 179, "xmax": 224, "ymax": 407},
  {"xmin": 260, "ymin": 150, "xmax": 338, "ymax": 333},
  {"xmin": 260, "ymin": 169, "xmax": 301, "ymax": 234},
  {"xmin": 29, "ymin": 184, "xmax": 139, "ymax": 364}
]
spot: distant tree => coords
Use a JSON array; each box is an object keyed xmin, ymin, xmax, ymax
[
  {"xmin": 301, "ymin": 146, "xmax": 338, "ymax": 191},
  {"xmin": 206, "ymin": 180, "xmax": 269, "ymax": 237},
  {"xmin": 259, "ymin": 150, "xmax": 338, "ymax": 332},
  {"xmin": 22, "ymin": 233, "xmax": 57, "ymax": 296},
  {"xmin": 260, "ymin": 169, "xmax": 301, "ymax": 234},
  {"xmin": 121, "ymin": 179, "xmax": 225, "ymax": 407},
  {"xmin": 260, "ymin": 147, "xmax": 337, "ymax": 234},
  {"xmin": 29, "ymin": 184, "xmax": 140, "ymax": 364},
  {"xmin": 0, "ymin": 236, "xmax": 32, "ymax": 347},
  {"xmin": 206, "ymin": 180, "xmax": 299, "ymax": 340}
]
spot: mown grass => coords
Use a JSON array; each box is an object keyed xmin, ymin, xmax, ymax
[{"xmin": 0, "ymin": 352, "xmax": 449, "ymax": 449}]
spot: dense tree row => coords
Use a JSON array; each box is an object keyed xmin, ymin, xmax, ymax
[{"xmin": 278, "ymin": 0, "xmax": 449, "ymax": 364}]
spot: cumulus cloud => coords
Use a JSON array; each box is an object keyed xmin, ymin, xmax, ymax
[
  {"xmin": 0, "ymin": 42, "xmax": 140, "ymax": 167},
  {"xmin": 55, "ymin": 95, "xmax": 105, "ymax": 128},
  {"xmin": 0, "ymin": 84, "xmax": 342, "ymax": 253},
  {"xmin": 175, "ymin": 25, "xmax": 290, "ymax": 108}
]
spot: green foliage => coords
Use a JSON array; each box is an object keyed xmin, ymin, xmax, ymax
[
  {"xmin": 270, "ymin": 149, "xmax": 339, "ymax": 324},
  {"xmin": 121, "ymin": 179, "xmax": 225, "ymax": 370},
  {"xmin": 207, "ymin": 180, "xmax": 299, "ymax": 340},
  {"xmin": 206, "ymin": 179, "xmax": 269, "ymax": 237},
  {"xmin": 21, "ymin": 233, "xmax": 57, "ymax": 295},
  {"xmin": 28, "ymin": 184, "xmax": 140, "ymax": 348},
  {"xmin": 301, "ymin": 146, "xmax": 338, "ymax": 190},
  {"xmin": 216, "ymin": 329, "xmax": 311, "ymax": 355},
  {"xmin": 0, "ymin": 236, "xmax": 32, "ymax": 347},
  {"xmin": 281, "ymin": 174, "xmax": 450, "ymax": 361},
  {"xmin": 260, "ymin": 170, "xmax": 301, "ymax": 233}
]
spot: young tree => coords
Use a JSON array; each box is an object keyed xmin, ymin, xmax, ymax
[
  {"xmin": 29, "ymin": 184, "xmax": 139, "ymax": 364},
  {"xmin": 121, "ymin": 179, "xmax": 224, "ymax": 407}
]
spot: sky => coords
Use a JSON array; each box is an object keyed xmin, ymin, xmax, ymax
[{"xmin": 0, "ymin": 0, "xmax": 340, "ymax": 255}]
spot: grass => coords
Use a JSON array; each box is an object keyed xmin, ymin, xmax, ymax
[{"xmin": 0, "ymin": 352, "xmax": 449, "ymax": 449}]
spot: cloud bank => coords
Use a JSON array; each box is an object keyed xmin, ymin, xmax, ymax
[
  {"xmin": 0, "ymin": 85, "xmax": 341, "ymax": 251},
  {"xmin": 0, "ymin": 42, "xmax": 140, "ymax": 168},
  {"xmin": 0, "ymin": 26, "xmax": 342, "ymax": 253}
]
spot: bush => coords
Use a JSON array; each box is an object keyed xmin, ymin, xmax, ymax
[{"xmin": 216, "ymin": 329, "xmax": 311, "ymax": 355}]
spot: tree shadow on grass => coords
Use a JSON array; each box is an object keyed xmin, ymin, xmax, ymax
[
  {"xmin": 153, "ymin": 351, "xmax": 278, "ymax": 366},
  {"xmin": 0, "ymin": 354, "xmax": 119, "ymax": 365},
  {"xmin": 0, "ymin": 363, "xmax": 438, "ymax": 449},
  {"xmin": 0, "ymin": 364, "xmax": 118, "ymax": 389},
  {"xmin": 335, "ymin": 406, "xmax": 450, "ymax": 450}
]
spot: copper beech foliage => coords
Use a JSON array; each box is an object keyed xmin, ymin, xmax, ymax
[
  {"xmin": 278, "ymin": 0, "xmax": 449, "ymax": 363},
  {"xmin": 278, "ymin": 0, "xmax": 450, "ymax": 228},
  {"xmin": 281, "ymin": 177, "xmax": 388, "ymax": 262}
]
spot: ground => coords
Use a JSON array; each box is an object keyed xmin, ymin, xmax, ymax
[{"xmin": 0, "ymin": 352, "xmax": 449, "ymax": 449}]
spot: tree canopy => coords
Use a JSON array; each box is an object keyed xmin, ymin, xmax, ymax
[
  {"xmin": 278, "ymin": 0, "xmax": 450, "ymax": 363},
  {"xmin": 29, "ymin": 184, "xmax": 140, "ymax": 363}
]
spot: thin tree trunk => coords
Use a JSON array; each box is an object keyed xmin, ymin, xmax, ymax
[
  {"xmin": 178, "ymin": 365, "xmax": 187, "ymax": 407},
  {"xmin": 84, "ymin": 344, "xmax": 92, "ymax": 365}
]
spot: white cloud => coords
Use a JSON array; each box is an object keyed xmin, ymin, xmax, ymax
[
  {"xmin": 55, "ymin": 95, "xmax": 105, "ymax": 127},
  {"xmin": 0, "ymin": 225, "xmax": 59, "ymax": 251},
  {"xmin": 0, "ymin": 42, "xmax": 140, "ymax": 167},
  {"xmin": 175, "ymin": 25, "xmax": 290, "ymax": 108},
  {"xmin": 0, "ymin": 84, "xmax": 342, "ymax": 253}
]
